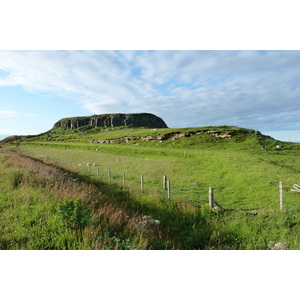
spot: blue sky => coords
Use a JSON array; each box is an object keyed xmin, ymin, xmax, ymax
[{"xmin": 1, "ymin": 50, "xmax": 300, "ymax": 142}]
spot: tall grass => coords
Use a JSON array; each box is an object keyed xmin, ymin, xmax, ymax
[{"xmin": 0, "ymin": 150, "xmax": 160, "ymax": 249}]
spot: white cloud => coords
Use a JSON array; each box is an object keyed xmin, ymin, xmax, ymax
[
  {"xmin": 0, "ymin": 110, "xmax": 36, "ymax": 118},
  {"xmin": 0, "ymin": 50, "xmax": 300, "ymax": 132},
  {"xmin": 0, "ymin": 110, "xmax": 18, "ymax": 117}
]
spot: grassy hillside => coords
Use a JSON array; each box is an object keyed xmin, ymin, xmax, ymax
[
  {"xmin": 2, "ymin": 125, "xmax": 300, "ymax": 249},
  {"xmin": 6, "ymin": 125, "xmax": 300, "ymax": 210}
]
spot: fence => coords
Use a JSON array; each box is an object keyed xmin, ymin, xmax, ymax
[{"xmin": 46, "ymin": 156, "xmax": 300, "ymax": 212}]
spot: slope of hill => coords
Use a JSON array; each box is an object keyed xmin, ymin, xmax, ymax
[{"xmin": 3, "ymin": 123, "xmax": 294, "ymax": 153}]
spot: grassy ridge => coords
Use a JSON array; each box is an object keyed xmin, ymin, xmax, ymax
[{"xmin": 4, "ymin": 125, "xmax": 265, "ymax": 143}]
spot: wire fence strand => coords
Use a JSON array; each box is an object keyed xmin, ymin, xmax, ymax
[{"xmin": 45, "ymin": 156, "xmax": 300, "ymax": 212}]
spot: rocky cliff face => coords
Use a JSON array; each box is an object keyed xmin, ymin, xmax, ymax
[{"xmin": 53, "ymin": 113, "xmax": 168, "ymax": 130}]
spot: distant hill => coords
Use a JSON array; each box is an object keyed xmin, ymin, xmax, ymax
[
  {"xmin": 0, "ymin": 135, "xmax": 18, "ymax": 144},
  {"xmin": 53, "ymin": 113, "xmax": 168, "ymax": 130},
  {"xmin": 0, "ymin": 112, "xmax": 293, "ymax": 153},
  {"xmin": 0, "ymin": 135, "xmax": 8, "ymax": 141}
]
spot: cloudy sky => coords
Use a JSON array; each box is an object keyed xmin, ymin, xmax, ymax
[{"xmin": 1, "ymin": 50, "xmax": 300, "ymax": 141}]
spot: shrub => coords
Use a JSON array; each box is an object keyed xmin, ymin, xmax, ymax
[{"xmin": 58, "ymin": 198, "xmax": 91, "ymax": 230}]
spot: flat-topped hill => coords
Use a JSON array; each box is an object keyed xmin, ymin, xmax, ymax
[{"xmin": 53, "ymin": 113, "xmax": 168, "ymax": 130}]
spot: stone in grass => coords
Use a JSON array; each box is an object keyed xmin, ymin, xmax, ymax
[
  {"xmin": 141, "ymin": 215, "xmax": 160, "ymax": 225},
  {"xmin": 212, "ymin": 207, "xmax": 222, "ymax": 211},
  {"xmin": 268, "ymin": 241, "xmax": 288, "ymax": 250},
  {"xmin": 234, "ymin": 208, "xmax": 243, "ymax": 212}
]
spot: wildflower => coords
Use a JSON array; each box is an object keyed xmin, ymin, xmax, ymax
[{"xmin": 200, "ymin": 204, "xmax": 210, "ymax": 211}]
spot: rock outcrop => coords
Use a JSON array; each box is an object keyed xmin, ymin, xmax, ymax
[
  {"xmin": 88, "ymin": 129, "xmax": 234, "ymax": 144},
  {"xmin": 53, "ymin": 113, "xmax": 168, "ymax": 130}
]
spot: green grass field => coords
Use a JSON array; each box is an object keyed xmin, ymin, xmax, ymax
[
  {"xmin": 18, "ymin": 126, "xmax": 300, "ymax": 211},
  {"xmin": 2, "ymin": 125, "xmax": 300, "ymax": 249}
]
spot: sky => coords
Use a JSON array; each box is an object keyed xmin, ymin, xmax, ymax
[{"xmin": 1, "ymin": 50, "xmax": 300, "ymax": 142}]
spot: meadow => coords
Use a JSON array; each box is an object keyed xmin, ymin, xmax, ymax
[{"xmin": 2, "ymin": 125, "xmax": 300, "ymax": 249}]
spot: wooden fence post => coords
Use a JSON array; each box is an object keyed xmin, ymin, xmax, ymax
[
  {"xmin": 122, "ymin": 172, "xmax": 125, "ymax": 186},
  {"xmin": 163, "ymin": 175, "xmax": 167, "ymax": 190},
  {"xmin": 279, "ymin": 181, "xmax": 283, "ymax": 211},
  {"xmin": 167, "ymin": 180, "xmax": 171, "ymax": 199},
  {"xmin": 141, "ymin": 175, "xmax": 144, "ymax": 192},
  {"xmin": 209, "ymin": 187, "xmax": 214, "ymax": 209}
]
